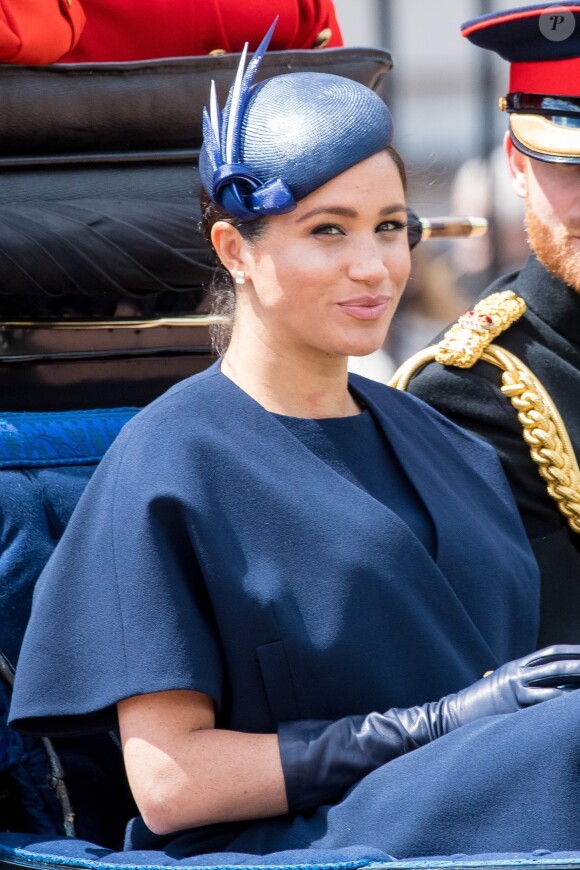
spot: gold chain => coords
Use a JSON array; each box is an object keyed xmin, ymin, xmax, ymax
[
  {"xmin": 389, "ymin": 341, "xmax": 580, "ymax": 535},
  {"xmin": 482, "ymin": 345, "xmax": 580, "ymax": 534}
]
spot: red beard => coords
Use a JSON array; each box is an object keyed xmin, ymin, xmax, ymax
[{"xmin": 526, "ymin": 202, "xmax": 580, "ymax": 294}]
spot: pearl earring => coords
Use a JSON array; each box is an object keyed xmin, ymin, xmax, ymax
[{"xmin": 235, "ymin": 270, "xmax": 246, "ymax": 285}]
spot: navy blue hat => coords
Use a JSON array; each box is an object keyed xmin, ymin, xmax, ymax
[
  {"xmin": 462, "ymin": 3, "xmax": 580, "ymax": 163},
  {"xmin": 199, "ymin": 22, "xmax": 394, "ymax": 220}
]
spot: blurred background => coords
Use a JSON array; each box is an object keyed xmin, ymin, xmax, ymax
[{"xmin": 335, "ymin": 0, "xmax": 532, "ymax": 379}]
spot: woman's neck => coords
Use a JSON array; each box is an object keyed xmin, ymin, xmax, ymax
[{"xmin": 221, "ymin": 334, "xmax": 361, "ymax": 419}]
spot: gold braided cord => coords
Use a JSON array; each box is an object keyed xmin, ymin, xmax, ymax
[
  {"xmin": 389, "ymin": 343, "xmax": 580, "ymax": 535},
  {"xmin": 480, "ymin": 344, "xmax": 580, "ymax": 534},
  {"xmin": 388, "ymin": 346, "xmax": 439, "ymax": 391},
  {"xmin": 390, "ymin": 291, "xmax": 527, "ymax": 389}
]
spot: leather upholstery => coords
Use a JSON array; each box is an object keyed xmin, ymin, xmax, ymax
[
  {"xmin": 0, "ymin": 48, "xmax": 391, "ymax": 304},
  {"xmin": 0, "ymin": 49, "xmax": 392, "ymax": 163}
]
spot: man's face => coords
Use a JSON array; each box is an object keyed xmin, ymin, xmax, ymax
[{"xmin": 506, "ymin": 133, "xmax": 580, "ymax": 292}]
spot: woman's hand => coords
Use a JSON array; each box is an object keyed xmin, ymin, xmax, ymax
[
  {"xmin": 118, "ymin": 690, "xmax": 288, "ymax": 836},
  {"xmin": 432, "ymin": 644, "xmax": 580, "ymax": 732},
  {"xmin": 279, "ymin": 644, "xmax": 580, "ymax": 814}
]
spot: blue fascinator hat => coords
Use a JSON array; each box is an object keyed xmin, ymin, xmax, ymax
[{"xmin": 199, "ymin": 21, "xmax": 394, "ymax": 220}]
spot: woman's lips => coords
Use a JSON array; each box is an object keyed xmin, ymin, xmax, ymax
[{"xmin": 337, "ymin": 295, "xmax": 391, "ymax": 321}]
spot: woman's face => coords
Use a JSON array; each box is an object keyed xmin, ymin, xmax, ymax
[{"xmin": 230, "ymin": 150, "xmax": 411, "ymax": 362}]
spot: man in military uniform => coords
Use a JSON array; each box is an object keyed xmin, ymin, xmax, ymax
[{"xmin": 401, "ymin": 2, "xmax": 580, "ymax": 645}]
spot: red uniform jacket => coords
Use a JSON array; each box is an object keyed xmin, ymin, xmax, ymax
[{"xmin": 61, "ymin": 0, "xmax": 343, "ymax": 62}]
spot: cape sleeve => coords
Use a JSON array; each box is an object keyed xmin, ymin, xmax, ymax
[{"xmin": 9, "ymin": 414, "xmax": 224, "ymax": 737}]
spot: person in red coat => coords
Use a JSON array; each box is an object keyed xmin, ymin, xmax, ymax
[{"xmin": 60, "ymin": 0, "xmax": 343, "ymax": 63}]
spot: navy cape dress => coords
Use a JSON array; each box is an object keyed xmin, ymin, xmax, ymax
[{"xmin": 11, "ymin": 363, "xmax": 580, "ymax": 859}]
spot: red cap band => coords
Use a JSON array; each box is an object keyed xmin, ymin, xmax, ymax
[{"xmin": 509, "ymin": 57, "xmax": 580, "ymax": 97}]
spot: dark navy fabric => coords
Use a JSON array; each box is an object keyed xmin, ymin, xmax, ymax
[
  {"xmin": 0, "ymin": 680, "xmax": 25, "ymax": 772},
  {"xmin": 0, "ymin": 677, "xmax": 64, "ymax": 834},
  {"xmin": 274, "ymin": 410, "xmax": 436, "ymax": 556},
  {"xmin": 8, "ymin": 364, "xmax": 546, "ymax": 857},
  {"xmin": 0, "ymin": 408, "xmax": 140, "ymax": 846},
  {"xmin": 0, "ymin": 408, "xmax": 139, "ymax": 666},
  {"xmin": 10, "ymin": 365, "xmax": 538, "ymax": 734},
  {"xmin": 0, "ymin": 466, "xmax": 95, "ymax": 667},
  {"xmin": 461, "ymin": 3, "xmax": 580, "ymax": 62}
]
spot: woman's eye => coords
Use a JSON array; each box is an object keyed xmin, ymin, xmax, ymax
[
  {"xmin": 377, "ymin": 220, "xmax": 407, "ymax": 233},
  {"xmin": 311, "ymin": 224, "xmax": 344, "ymax": 236}
]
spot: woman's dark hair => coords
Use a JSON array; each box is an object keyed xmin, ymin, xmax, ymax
[
  {"xmin": 387, "ymin": 144, "xmax": 407, "ymax": 195},
  {"xmin": 200, "ymin": 144, "xmax": 407, "ymax": 356}
]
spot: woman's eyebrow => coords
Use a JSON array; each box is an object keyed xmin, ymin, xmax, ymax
[{"xmin": 295, "ymin": 203, "xmax": 407, "ymax": 223}]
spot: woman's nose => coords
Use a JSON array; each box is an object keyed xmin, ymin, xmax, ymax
[{"xmin": 347, "ymin": 239, "xmax": 389, "ymax": 283}]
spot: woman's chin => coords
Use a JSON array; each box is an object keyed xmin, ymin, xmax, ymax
[
  {"xmin": 337, "ymin": 335, "xmax": 387, "ymax": 359},
  {"xmin": 313, "ymin": 324, "xmax": 390, "ymax": 360}
]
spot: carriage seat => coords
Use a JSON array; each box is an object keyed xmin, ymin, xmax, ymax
[
  {"xmin": 0, "ymin": 407, "xmax": 138, "ymax": 666},
  {"xmin": 0, "ymin": 407, "xmax": 139, "ymax": 847}
]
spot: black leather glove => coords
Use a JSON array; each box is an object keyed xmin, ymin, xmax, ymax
[{"xmin": 279, "ymin": 645, "xmax": 580, "ymax": 814}]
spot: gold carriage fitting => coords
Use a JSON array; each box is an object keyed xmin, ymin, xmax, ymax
[{"xmin": 390, "ymin": 290, "xmax": 580, "ymax": 535}]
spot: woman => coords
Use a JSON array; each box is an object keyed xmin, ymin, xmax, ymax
[{"xmin": 10, "ymin": 25, "xmax": 580, "ymax": 861}]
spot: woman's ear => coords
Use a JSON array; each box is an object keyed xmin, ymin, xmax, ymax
[
  {"xmin": 504, "ymin": 131, "xmax": 528, "ymax": 199},
  {"xmin": 210, "ymin": 221, "xmax": 246, "ymax": 277}
]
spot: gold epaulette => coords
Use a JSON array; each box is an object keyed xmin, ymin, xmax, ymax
[
  {"xmin": 389, "ymin": 290, "xmax": 580, "ymax": 535},
  {"xmin": 388, "ymin": 289, "xmax": 526, "ymax": 391},
  {"xmin": 434, "ymin": 290, "xmax": 527, "ymax": 368}
]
